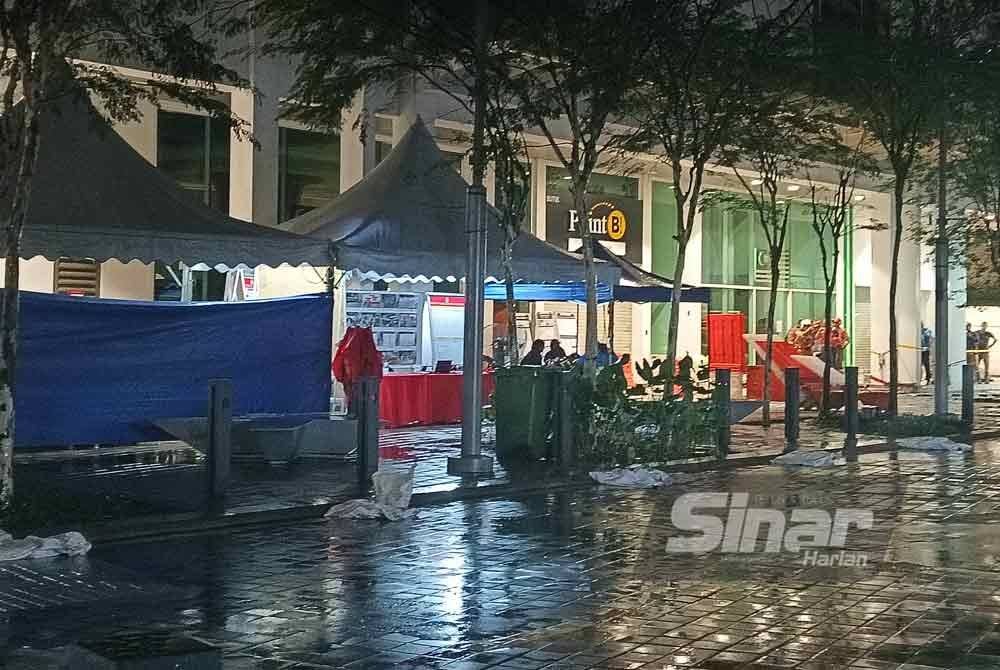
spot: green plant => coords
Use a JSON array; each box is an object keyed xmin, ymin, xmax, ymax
[
  {"xmin": 0, "ymin": 488, "xmax": 159, "ymax": 536},
  {"xmin": 859, "ymin": 413, "xmax": 966, "ymax": 438},
  {"xmin": 570, "ymin": 360, "xmax": 721, "ymax": 467}
]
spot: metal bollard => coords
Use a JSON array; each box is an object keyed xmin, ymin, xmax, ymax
[
  {"xmin": 207, "ymin": 379, "xmax": 233, "ymax": 502},
  {"xmin": 844, "ymin": 367, "xmax": 858, "ymax": 462},
  {"xmin": 784, "ymin": 368, "xmax": 800, "ymax": 452},
  {"xmin": 356, "ymin": 377, "xmax": 380, "ymax": 492},
  {"xmin": 715, "ymin": 369, "xmax": 731, "ymax": 460},
  {"xmin": 558, "ymin": 372, "xmax": 574, "ymax": 472},
  {"xmin": 962, "ymin": 364, "xmax": 975, "ymax": 431}
]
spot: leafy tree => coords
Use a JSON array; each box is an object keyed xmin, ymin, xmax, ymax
[
  {"xmin": 624, "ymin": 0, "xmax": 814, "ymax": 380},
  {"xmin": 258, "ymin": 0, "xmax": 535, "ymax": 361},
  {"xmin": 807, "ymin": 133, "xmax": 872, "ymax": 413},
  {"xmin": 950, "ymin": 105, "xmax": 1000, "ymax": 301},
  {"xmin": 716, "ymin": 97, "xmax": 831, "ymax": 424},
  {"xmin": 814, "ymin": 0, "xmax": 997, "ymax": 415},
  {"xmin": 500, "ymin": 0, "xmax": 657, "ymax": 371},
  {"xmin": 0, "ymin": 0, "xmax": 243, "ymax": 504}
]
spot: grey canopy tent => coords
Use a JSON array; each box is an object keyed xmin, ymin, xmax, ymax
[
  {"xmin": 0, "ymin": 95, "xmax": 331, "ymax": 268},
  {"xmin": 285, "ymin": 118, "xmax": 619, "ymax": 285}
]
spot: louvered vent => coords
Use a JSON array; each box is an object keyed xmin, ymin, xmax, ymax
[
  {"xmin": 754, "ymin": 248, "xmax": 791, "ymax": 286},
  {"xmin": 54, "ymin": 258, "xmax": 100, "ymax": 297}
]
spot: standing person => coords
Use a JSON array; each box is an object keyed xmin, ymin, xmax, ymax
[
  {"xmin": 920, "ymin": 324, "xmax": 933, "ymax": 385},
  {"xmin": 968, "ymin": 323, "xmax": 978, "ymax": 373},
  {"xmin": 521, "ymin": 339, "xmax": 545, "ymax": 366},
  {"xmin": 595, "ymin": 342, "xmax": 612, "ymax": 367},
  {"xmin": 544, "ymin": 339, "xmax": 567, "ymax": 365},
  {"xmin": 978, "ymin": 322, "xmax": 997, "ymax": 382}
]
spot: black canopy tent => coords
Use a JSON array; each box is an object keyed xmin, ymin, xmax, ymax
[
  {"xmin": 0, "ymin": 95, "xmax": 332, "ymax": 269},
  {"xmin": 285, "ymin": 118, "xmax": 620, "ymax": 286}
]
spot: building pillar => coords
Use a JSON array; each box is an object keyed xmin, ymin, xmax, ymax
[
  {"xmin": 871, "ymin": 196, "xmax": 921, "ymax": 385},
  {"xmin": 632, "ymin": 171, "xmax": 654, "ymax": 365},
  {"xmin": 948, "ymin": 262, "xmax": 968, "ymax": 389},
  {"xmin": 229, "ymin": 88, "xmax": 256, "ymax": 224},
  {"xmin": 340, "ymin": 90, "xmax": 367, "ymax": 190},
  {"xmin": 675, "ymin": 206, "xmax": 703, "ymax": 362},
  {"xmin": 393, "ymin": 74, "xmax": 419, "ymax": 143}
]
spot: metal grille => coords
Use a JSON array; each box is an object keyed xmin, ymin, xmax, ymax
[
  {"xmin": 855, "ymin": 286, "xmax": 872, "ymax": 378},
  {"xmin": 54, "ymin": 257, "xmax": 100, "ymax": 297}
]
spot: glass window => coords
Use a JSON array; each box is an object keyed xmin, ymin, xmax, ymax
[
  {"xmin": 652, "ymin": 182, "xmax": 677, "ymax": 278},
  {"xmin": 153, "ymin": 262, "xmax": 226, "ymax": 302},
  {"xmin": 787, "ymin": 202, "xmax": 832, "ymax": 290},
  {"xmin": 546, "ymin": 167, "xmax": 639, "ymax": 200},
  {"xmin": 494, "ymin": 161, "xmax": 533, "ymax": 230},
  {"xmin": 278, "ymin": 127, "xmax": 341, "ymax": 223},
  {"xmin": 375, "ymin": 141, "xmax": 392, "ymax": 165},
  {"xmin": 440, "ymin": 150, "xmax": 465, "ymax": 173},
  {"xmin": 791, "ymin": 292, "xmax": 827, "ymax": 326},
  {"xmin": 702, "ymin": 202, "xmax": 752, "ymax": 286},
  {"xmin": 157, "ymin": 110, "xmax": 230, "ymax": 212},
  {"xmin": 755, "ymin": 290, "xmax": 789, "ymax": 337}
]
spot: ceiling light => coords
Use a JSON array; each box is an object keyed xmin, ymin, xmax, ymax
[
  {"xmin": 561, "ymin": 175, "xmax": 572, "ymax": 180},
  {"xmin": 854, "ymin": 194, "xmax": 866, "ymax": 202},
  {"xmin": 786, "ymin": 184, "xmax": 801, "ymax": 192}
]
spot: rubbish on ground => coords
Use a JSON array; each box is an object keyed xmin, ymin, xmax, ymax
[
  {"xmin": 326, "ymin": 460, "xmax": 416, "ymax": 521},
  {"xmin": 896, "ymin": 436, "xmax": 972, "ymax": 452},
  {"xmin": 589, "ymin": 466, "xmax": 673, "ymax": 488},
  {"xmin": 0, "ymin": 530, "xmax": 91, "ymax": 561},
  {"xmin": 771, "ymin": 450, "xmax": 844, "ymax": 467}
]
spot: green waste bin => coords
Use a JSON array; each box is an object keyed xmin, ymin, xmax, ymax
[{"xmin": 494, "ymin": 366, "xmax": 556, "ymax": 459}]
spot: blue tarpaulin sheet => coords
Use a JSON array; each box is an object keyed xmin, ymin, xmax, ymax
[
  {"xmin": 16, "ymin": 291, "xmax": 332, "ymax": 448},
  {"xmin": 483, "ymin": 282, "xmax": 614, "ymax": 303},
  {"xmin": 483, "ymin": 282, "xmax": 710, "ymax": 304}
]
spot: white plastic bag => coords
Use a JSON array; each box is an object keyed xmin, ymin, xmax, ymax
[
  {"xmin": 589, "ymin": 467, "xmax": 673, "ymax": 488},
  {"xmin": 896, "ymin": 436, "xmax": 972, "ymax": 452},
  {"xmin": 373, "ymin": 461, "xmax": 415, "ymax": 510},
  {"xmin": 0, "ymin": 537, "xmax": 41, "ymax": 561},
  {"xmin": 29, "ymin": 532, "xmax": 90, "ymax": 559},
  {"xmin": 771, "ymin": 451, "xmax": 843, "ymax": 467},
  {"xmin": 326, "ymin": 461, "xmax": 417, "ymax": 521},
  {"xmin": 0, "ymin": 529, "xmax": 91, "ymax": 561}
]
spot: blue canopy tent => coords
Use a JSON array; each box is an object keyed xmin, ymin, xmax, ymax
[
  {"xmin": 485, "ymin": 240, "xmax": 709, "ymax": 304},
  {"xmin": 485, "ymin": 241, "xmax": 710, "ymax": 354},
  {"xmin": 483, "ymin": 282, "xmax": 708, "ymax": 304}
]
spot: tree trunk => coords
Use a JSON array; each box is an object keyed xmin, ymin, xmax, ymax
[
  {"xmin": 665, "ymin": 190, "xmax": 693, "ymax": 382},
  {"xmin": 820, "ymin": 240, "xmax": 840, "ymax": 415},
  {"xmin": 502, "ymin": 230, "xmax": 518, "ymax": 366},
  {"xmin": 0, "ymin": 104, "xmax": 40, "ymax": 505},
  {"xmin": 888, "ymin": 183, "xmax": 904, "ymax": 417},
  {"xmin": 821, "ymin": 278, "xmax": 834, "ymax": 414},
  {"xmin": 762, "ymin": 254, "xmax": 781, "ymax": 427},
  {"xmin": 574, "ymin": 184, "xmax": 598, "ymax": 372}
]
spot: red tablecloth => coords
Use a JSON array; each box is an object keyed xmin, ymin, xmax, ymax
[{"xmin": 380, "ymin": 371, "xmax": 496, "ymax": 428}]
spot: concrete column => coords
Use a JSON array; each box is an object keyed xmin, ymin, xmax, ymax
[
  {"xmin": 340, "ymin": 90, "xmax": 366, "ymax": 191},
  {"xmin": 229, "ymin": 88, "xmax": 256, "ymax": 223},
  {"xmin": 393, "ymin": 74, "xmax": 419, "ymax": 143},
  {"xmin": 100, "ymin": 260, "xmax": 154, "ymax": 299},
  {"xmin": 631, "ymin": 171, "xmax": 654, "ymax": 365},
  {"xmin": 676, "ymin": 206, "xmax": 703, "ymax": 361},
  {"xmin": 871, "ymin": 195, "xmax": 921, "ymax": 385},
  {"xmin": 948, "ymin": 263, "xmax": 968, "ymax": 389}
]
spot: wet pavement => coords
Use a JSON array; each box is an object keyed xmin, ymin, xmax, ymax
[{"xmin": 9, "ymin": 440, "xmax": 1000, "ymax": 668}]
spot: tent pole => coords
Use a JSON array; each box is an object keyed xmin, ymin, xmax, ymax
[
  {"xmin": 608, "ymin": 300, "xmax": 615, "ymax": 354},
  {"xmin": 449, "ymin": 0, "xmax": 493, "ymax": 476},
  {"xmin": 449, "ymin": 184, "xmax": 492, "ymax": 475}
]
